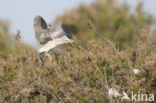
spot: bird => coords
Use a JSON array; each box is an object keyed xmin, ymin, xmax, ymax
[{"xmin": 33, "ymin": 15, "xmax": 74, "ymax": 62}]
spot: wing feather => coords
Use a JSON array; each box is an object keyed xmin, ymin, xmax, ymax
[
  {"xmin": 33, "ymin": 16, "xmax": 52, "ymax": 45},
  {"xmin": 50, "ymin": 21, "xmax": 64, "ymax": 38}
]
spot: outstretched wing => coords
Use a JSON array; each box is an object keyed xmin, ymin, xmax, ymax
[
  {"xmin": 50, "ymin": 21, "xmax": 64, "ymax": 38},
  {"xmin": 33, "ymin": 16, "xmax": 52, "ymax": 45}
]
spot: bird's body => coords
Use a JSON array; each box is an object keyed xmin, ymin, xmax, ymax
[
  {"xmin": 33, "ymin": 15, "xmax": 74, "ymax": 62},
  {"xmin": 38, "ymin": 35, "xmax": 73, "ymax": 53}
]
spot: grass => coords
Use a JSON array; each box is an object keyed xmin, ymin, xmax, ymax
[{"xmin": 0, "ymin": 28, "xmax": 156, "ymax": 103}]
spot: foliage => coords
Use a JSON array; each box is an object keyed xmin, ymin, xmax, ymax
[
  {"xmin": 0, "ymin": 20, "xmax": 13, "ymax": 51},
  {"xmin": 56, "ymin": 0, "xmax": 154, "ymax": 49},
  {"xmin": 0, "ymin": 23, "xmax": 156, "ymax": 103},
  {"xmin": 0, "ymin": 0, "xmax": 156, "ymax": 103}
]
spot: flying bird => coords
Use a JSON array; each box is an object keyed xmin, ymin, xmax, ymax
[{"xmin": 33, "ymin": 16, "xmax": 74, "ymax": 62}]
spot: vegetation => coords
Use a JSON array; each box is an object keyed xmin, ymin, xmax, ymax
[
  {"xmin": 57, "ymin": 0, "xmax": 154, "ymax": 49},
  {"xmin": 0, "ymin": 20, "xmax": 13, "ymax": 51},
  {"xmin": 0, "ymin": 0, "xmax": 156, "ymax": 103}
]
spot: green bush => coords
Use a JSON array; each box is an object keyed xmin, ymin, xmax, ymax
[
  {"xmin": 56, "ymin": 0, "xmax": 154, "ymax": 49},
  {"xmin": 0, "ymin": 0, "xmax": 155, "ymax": 102},
  {"xmin": 0, "ymin": 20, "xmax": 12, "ymax": 51}
]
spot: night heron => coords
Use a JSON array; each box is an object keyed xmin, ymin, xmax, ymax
[{"xmin": 33, "ymin": 16, "xmax": 74, "ymax": 62}]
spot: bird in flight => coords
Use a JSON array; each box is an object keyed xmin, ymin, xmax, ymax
[{"xmin": 33, "ymin": 15, "xmax": 74, "ymax": 62}]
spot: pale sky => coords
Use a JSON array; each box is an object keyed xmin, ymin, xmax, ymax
[{"xmin": 0, "ymin": 0, "xmax": 155, "ymax": 47}]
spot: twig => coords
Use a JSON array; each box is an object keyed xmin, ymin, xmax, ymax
[
  {"xmin": 112, "ymin": 67, "xmax": 115, "ymax": 87},
  {"xmin": 104, "ymin": 67, "xmax": 109, "ymax": 90},
  {"xmin": 88, "ymin": 20, "xmax": 119, "ymax": 54},
  {"xmin": 114, "ymin": 25, "xmax": 121, "ymax": 41},
  {"xmin": 74, "ymin": 43, "xmax": 109, "ymax": 90}
]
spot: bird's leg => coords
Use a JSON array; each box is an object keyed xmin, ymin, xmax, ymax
[{"xmin": 45, "ymin": 51, "xmax": 53, "ymax": 62}]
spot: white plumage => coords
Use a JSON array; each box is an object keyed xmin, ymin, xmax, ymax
[
  {"xmin": 38, "ymin": 35, "xmax": 74, "ymax": 53},
  {"xmin": 33, "ymin": 15, "xmax": 74, "ymax": 54}
]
